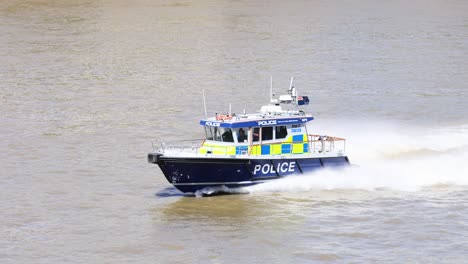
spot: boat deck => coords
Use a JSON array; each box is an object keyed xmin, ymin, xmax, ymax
[{"xmin": 151, "ymin": 134, "xmax": 346, "ymax": 159}]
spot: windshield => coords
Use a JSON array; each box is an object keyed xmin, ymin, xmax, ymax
[{"xmin": 205, "ymin": 127, "xmax": 234, "ymax": 142}]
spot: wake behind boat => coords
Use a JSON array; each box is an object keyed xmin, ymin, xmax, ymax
[{"xmin": 148, "ymin": 78, "xmax": 350, "ymax": 194}]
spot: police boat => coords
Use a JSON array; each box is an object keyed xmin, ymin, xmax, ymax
[{"xmin": 148, "ymin": 78, "xmax": 350, "ymax": 194}]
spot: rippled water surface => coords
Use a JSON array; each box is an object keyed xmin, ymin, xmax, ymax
[{"xmin": 1, "ymin": 0, "xmax": 467, "ymax": 263}]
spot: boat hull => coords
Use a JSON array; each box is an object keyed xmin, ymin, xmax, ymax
[{"xmin": 148, "ymin": 153, "xmax": 350, "ymax": 194}]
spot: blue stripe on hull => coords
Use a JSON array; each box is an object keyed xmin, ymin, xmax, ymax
[{"xmin": 154, "ymin": 156, "xmax": 350, "ymax": 193}]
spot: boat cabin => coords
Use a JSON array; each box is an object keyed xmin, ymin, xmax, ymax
[{"xmin": 199, "ymin": 112, "xmax": 314, "ymax": 156}]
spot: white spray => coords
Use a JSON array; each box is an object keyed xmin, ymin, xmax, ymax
[{"xmin": 244, "ymin": 121, "xmax": 468, "ymax": 193}]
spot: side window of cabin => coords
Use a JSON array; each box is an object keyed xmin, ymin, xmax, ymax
[
  {"xmin": 236, "ymin": 128, "xmax": 248, "ymax": 143},
  {"xmin": 252, "ymin": 127, "xmax": 260, "ymax": 142},
  {"xmin": 275, "ymin": 126, "xmax": 288, "ymax": 139},
  {"xmin": 220, "ymin": 128, "xmax": 234, "ymax": 142},
  {"xmin": 262, "ymin": 126, "xmax": 273, "ymax": 141},
  {"xmin": 209, "ymin": 127, "xmax": 233, "ymax": 142}
]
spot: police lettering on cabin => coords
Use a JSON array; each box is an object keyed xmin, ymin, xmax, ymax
[
  {"xmin": 257, "ymin": 120, "xmax": 277, "ymax": 126},
  {"xmin": 252, "ymin": 161, "xmax": 296, "ymax": 175},
  {"xmin": 205, "ymin": 121, "xmax": 221, "ymax": 127}
]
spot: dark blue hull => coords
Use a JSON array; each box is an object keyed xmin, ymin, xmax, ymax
[{"xmin": 148, "ymin": 153, "xmax": 350, "ymax": 194}]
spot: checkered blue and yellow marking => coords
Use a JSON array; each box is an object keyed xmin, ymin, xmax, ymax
[{"xmin": 200, "ymin": 134, "xmax": 310, "ymax": 156}]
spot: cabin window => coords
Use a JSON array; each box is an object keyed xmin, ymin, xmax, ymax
[
  {"xmin": 205, "ymin": 127, "xmax": 232, "ymax": 142},
  {"xmin": 251, "ymin": 127, "xmax": 277, "ymax": 142},
  {"xmin": 220, "ymin": 128, "xmax": 234, "ymax": 142},
  {"xmin": 213, "ymin": 127, "xmax": 222, "ymax": 141},
  {"xmin": 236, "ymin": 128, "xmax": 248, "ymax": 143},
  {"xmin": 275, "ymin": 126, "xmax": 288, "ymax": 139},
  {"xmin": 262, "ymin": 126, "xmax": 273, "ymax": 141},
  {"xmin": 252, "ymin": 127, "xmax": 260, "ymax": 142},
  {"xmin": 205, "ymin": 126, "xmax": 214, "ymax": 140}
]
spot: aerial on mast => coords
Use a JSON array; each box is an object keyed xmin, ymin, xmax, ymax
[
  {"xmin": 270, "ymin": 75, "xmax": 277, "ymax": 104},
  {"xmin": 289, "ymin": 76, "xmax": 294, "ymax": 91},
  {"xmin": 202, "ymin": 89, "xmax": 208, "ymax": 118}
]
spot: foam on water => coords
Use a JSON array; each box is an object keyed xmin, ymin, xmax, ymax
[
  {"xmin": 195, "ymin": 185, "xmax": 249, "ymax": 197},
  {"xmin": 244, "ymin": 121, "xmax": 468, "ymax": 193}
]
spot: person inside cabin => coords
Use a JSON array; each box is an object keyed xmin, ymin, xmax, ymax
[
  {"xmin": 221, "ymin": 129, "xmax": 234, "ymax": 142},
  {"xmin": 238, "ymin": 128, "xmax": 247, "ymax": 142},
  {"xmin": 252, "ymin": 127, "xmax": 260, "ymax": 142}
]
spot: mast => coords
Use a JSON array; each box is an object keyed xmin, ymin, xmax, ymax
[
  {"xmin": 270, "ymin": 75, "xmax": 273, "ymax": 103},
  {"xmin": 202, "ymin": 89, "xmax": 207, "ymax": 118}
]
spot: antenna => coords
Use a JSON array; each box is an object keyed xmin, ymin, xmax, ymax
[
  {"xmin": 289, "ymin": 76, "xmax": 298, "ymax": 105},
  {"xmin": 229, "ymin": 103, "xmax": 232, "ymax": 116},
  {"xmin": 202, "ymin": 89, "xmax": 207, "ymax": 118},
  {"xmin": 270, "ymin": 75, "xmax": 273, "ymax": 103},
  {"xmin": 289, "ymin": 76, "xmax": 294, "ymax": 91}
]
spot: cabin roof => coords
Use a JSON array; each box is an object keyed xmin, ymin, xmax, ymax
[{"xmin": 200, "ymin": 114, "xmax": 314, "ymax": 128}]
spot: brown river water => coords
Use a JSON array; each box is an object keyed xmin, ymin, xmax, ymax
[{"xmin": 1, "ymin": 0, "xmax": 468, "ymax": 263}]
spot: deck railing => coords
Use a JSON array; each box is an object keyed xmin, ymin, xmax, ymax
[
  {"xmin": 307, "ymin": 134, "xmax": 346, "ymax": 154},
  {"xmin": 152, "ymin": 134, "xmax": 346, "ymax": 156},
  {"xmin": 152, "ymin": 139, "xmax": 202, "ymax": 155}
]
